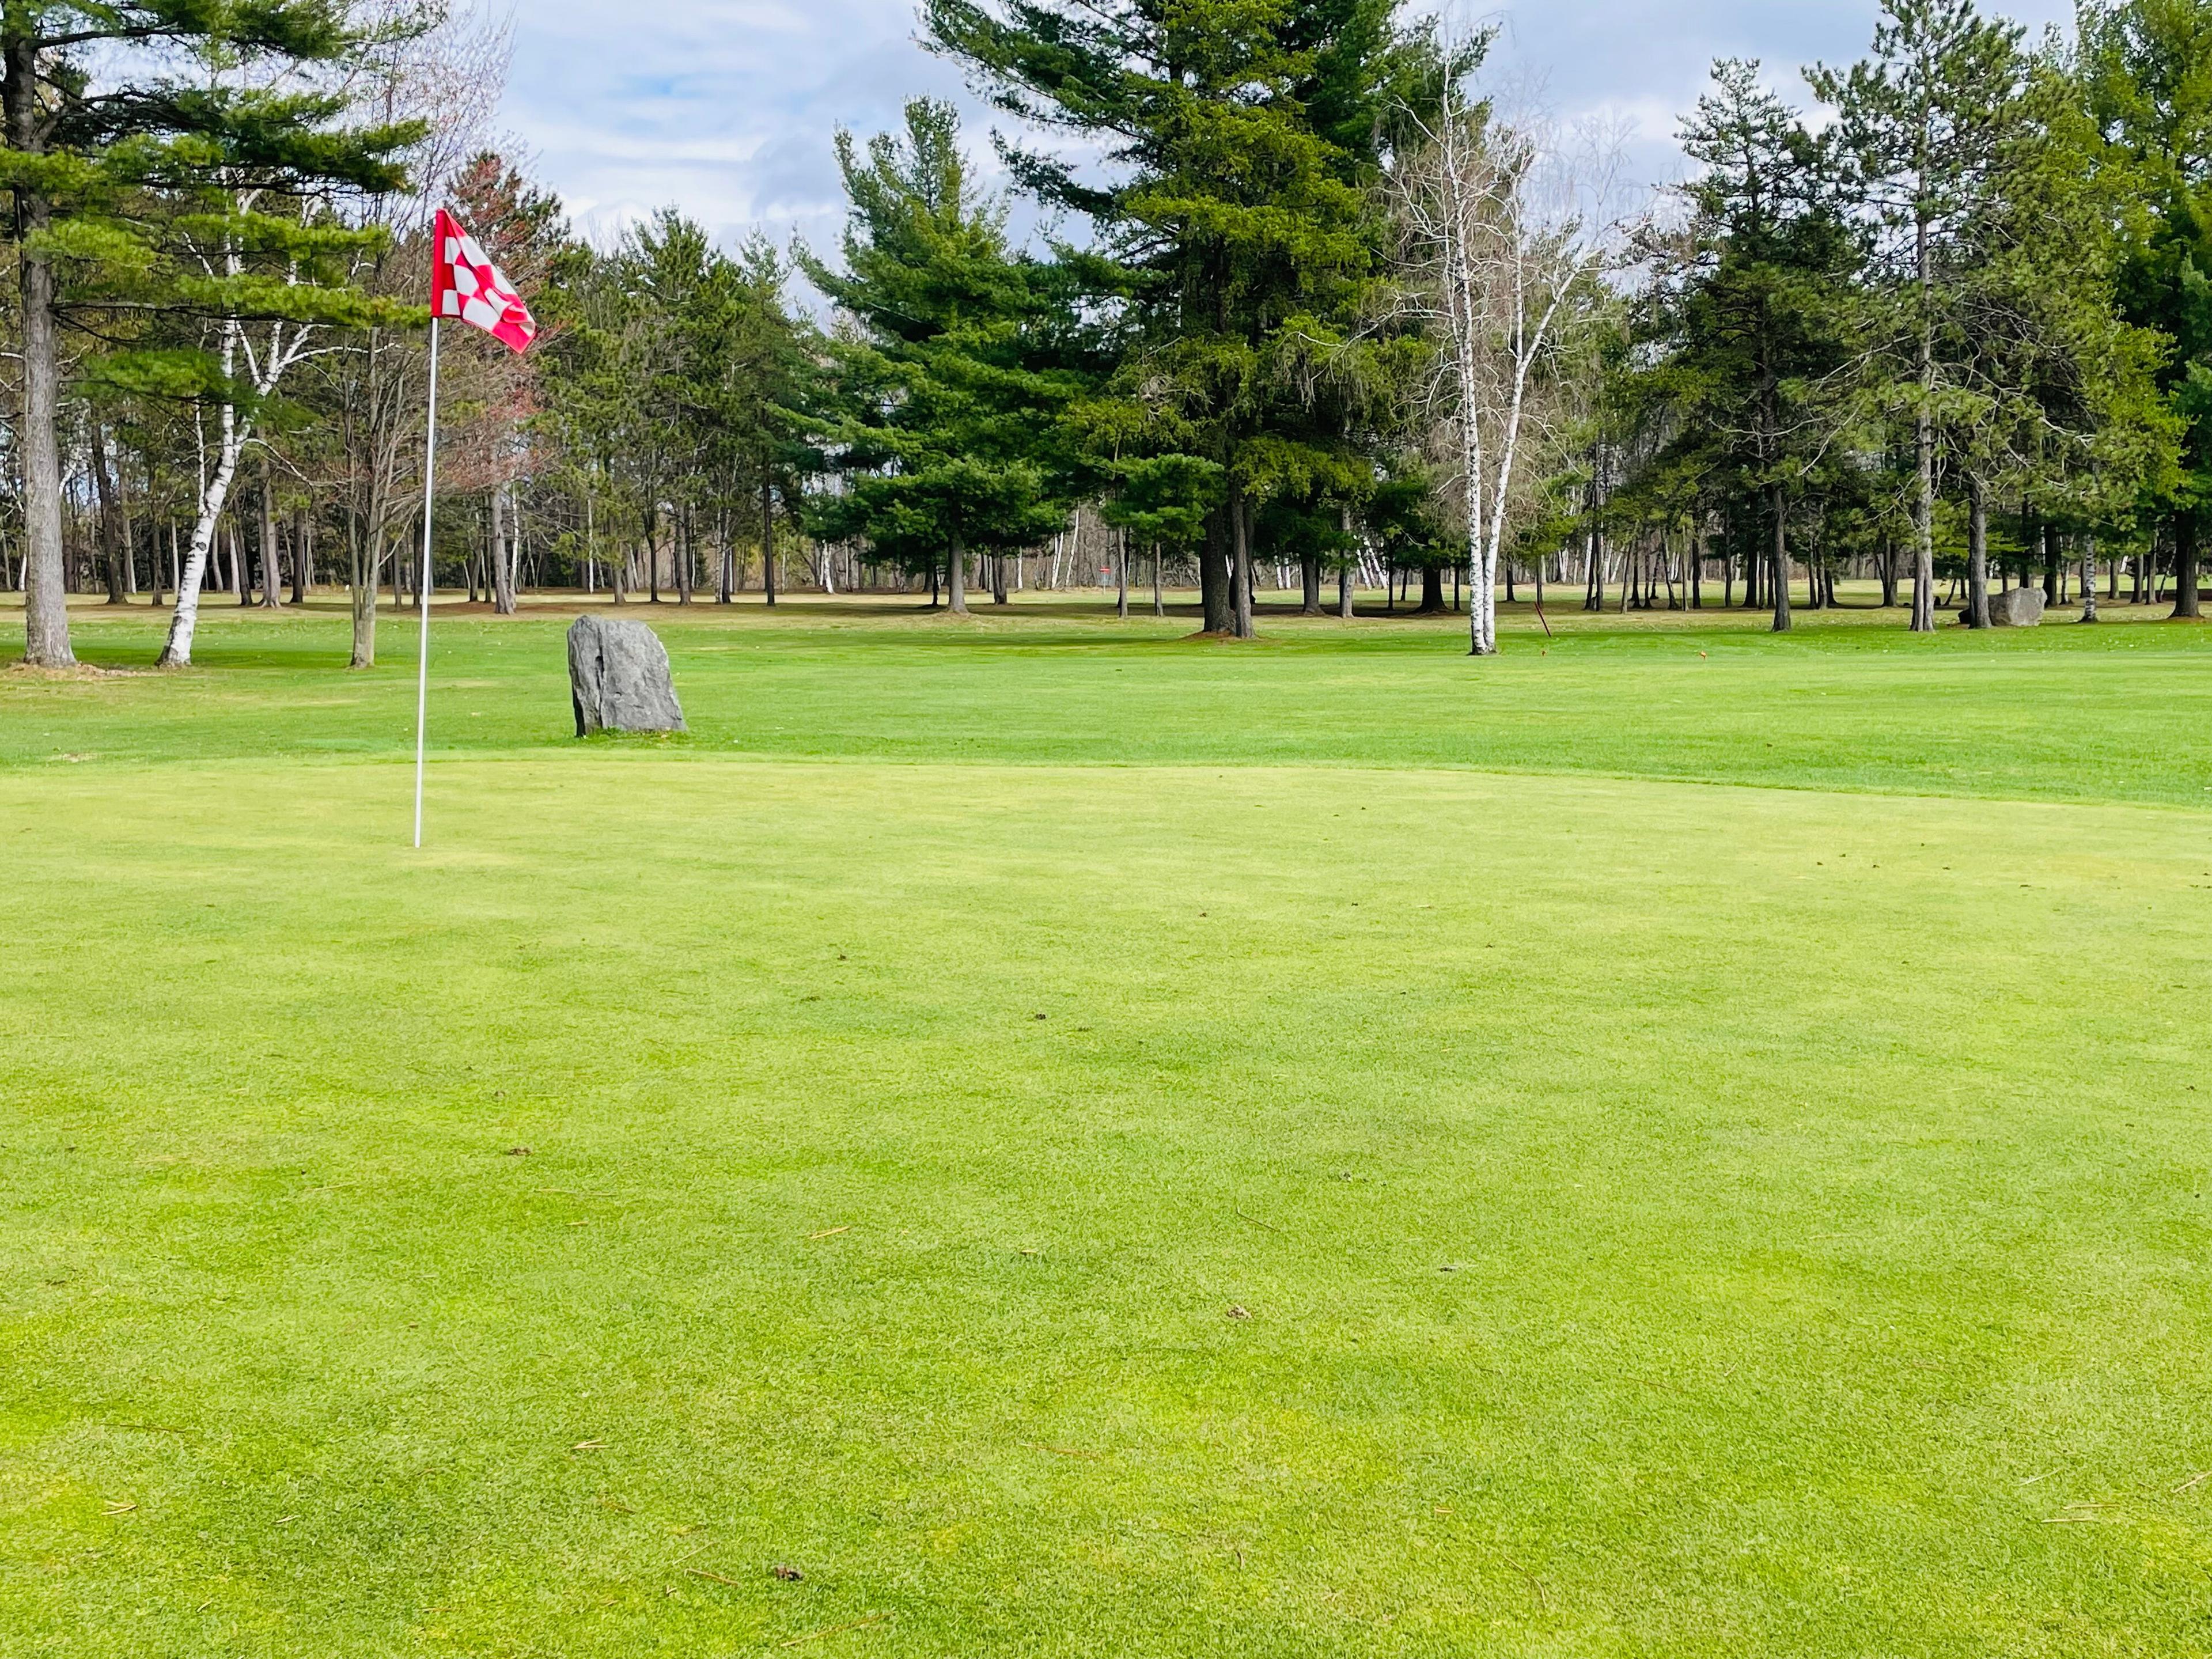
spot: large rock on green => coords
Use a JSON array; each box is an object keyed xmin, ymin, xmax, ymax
[
  {"xmin": 1990, "ymin": 586, "xmax": 2046, "ymax": 627},
  {"xmin": 567, "ymin": 615, "xmax": 686, "ymax": 736}
]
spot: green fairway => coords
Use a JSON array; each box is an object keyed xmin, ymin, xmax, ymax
[{"xmin": 5, "ymin": 597, "xmax": 2211, "ymax": 1657}]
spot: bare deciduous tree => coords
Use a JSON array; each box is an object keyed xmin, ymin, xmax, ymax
[{"xmin": 1393, "ymin": 66, "xmax": 1631, "ymax": 655}]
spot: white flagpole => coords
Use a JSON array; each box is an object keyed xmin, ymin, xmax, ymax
[{"xmin": 412, "ymin": 317, "xmax": 441, "ymax": 849}]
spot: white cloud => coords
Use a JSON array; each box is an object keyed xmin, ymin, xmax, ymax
[{"xmin": 499, "ymin": 1, "xmax": 2084, "ymax": 263}]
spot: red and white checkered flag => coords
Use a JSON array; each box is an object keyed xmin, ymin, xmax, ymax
[{"xmin": 432, "ymin": 207, "xmax": 536, "ymax": 354}]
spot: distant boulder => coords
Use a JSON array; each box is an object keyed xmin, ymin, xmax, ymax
[
  {"xmin": 1989, "ymin": 586, "xmax": 2046, "ymax": 627},
  {"xmin": 567, "ymin": 615, "xmax": 686, "ymax": 736}
]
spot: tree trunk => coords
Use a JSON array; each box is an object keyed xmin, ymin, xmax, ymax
[
  {"xmin": 8, "ymin": 29, "xmax": 71, "ymax": 664},
  {"xmin": 491, "ymin": 483, "xmax": 517, "ymax": 613},
  {"xmin": 1300, "ymin": 553, "xmax": 1321, "ymax": 615},
  {"xmin": 1200, "ymin": 500, "xmax": 1233, "ymax": 634},
  {"xmin": 1910, "ymin": 228, "xmax": 1937, "ymax": 631},
  {"xmin": 993, "ymin": 551, "xmax": 1009, "ymax": 605},
  {"xmin": 157, "ymin": 395, "xmax": 251, "ymax": 666},
  {"xmin": 1770, "ymin": 486, "xmax": 1792, "ymax": 634},
  {"xmin": 90, "ymin": 421, "xmax": 129, "ymax": 605},
  {"xmin": 2173, "ymin": 514, "xmax": 2200, "ymax": 619},
  {"xmin": 1418, "ymin": 565, "xmax": 1446, "ymax": 615},
  {"xmin": 2081, "ymin": 536, "xmax": 2099, "ymax": 623},
  {"xmin": 1232, "ymin": 490, "xmax": 1254, "ymax": 638},
  {"xmin": 1965, "ymin": 475, "xmax": 1991, "ymax": 627},
  {"xmin": 760, "ymin": 483, "xmax": 777, "ymax": 607},
  {"xmin": 349, "ymin": 514, "xmax": 378, "ymax": 669},
  {"xmin": 1116, "ymin": 529, "xmax": 1129, "ymax": 619},
  {"xmin": 673, "ymin": 502, "xmax": 692, "ymax": 607},
  {"xmin": 2043, "ymin": 523, "xmax": 2060, "ymax": 605},
  {"xmin": 259, "ymin": 461, "xmax": 283, "ymax": 608},
  {"xmin": 947, "ymin": 535, "xmax": 968, "ymax": 614},
  {"xmin": 293, "ymin": 505, "xmax": 310, "ymax": 603}
]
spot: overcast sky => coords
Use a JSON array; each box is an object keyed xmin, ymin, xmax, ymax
[{"xmin": 500, "ymin": 0, "xmax": 2078, "ymax": 262}]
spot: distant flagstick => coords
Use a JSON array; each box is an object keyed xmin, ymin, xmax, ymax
[
  {"xmin": 412, "ymin": 208, "xmax": 538, "ymax": 849},
  {"xmin": 412, "ymin": 315, "xmax": 441, "ymax": 849}
]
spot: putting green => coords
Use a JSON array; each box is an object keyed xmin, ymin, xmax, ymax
[{"xmin": 3, "ymin": 600, "xmax": 2209, "ymax": 1655}]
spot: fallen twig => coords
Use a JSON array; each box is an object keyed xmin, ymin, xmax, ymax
[{"xmin": 1498, "ymin": 1550, "xmax": 1550, "ymax": 1611}]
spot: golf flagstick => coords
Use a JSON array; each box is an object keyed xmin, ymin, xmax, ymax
[
  {"xmin": 412, "ymin": 316, "xmax": 441, "ymax": 849},
  {"xmin": 414, "ymin": 209, "xmax": 539, "ymax": 849}
]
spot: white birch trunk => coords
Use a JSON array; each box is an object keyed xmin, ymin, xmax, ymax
[
  {"xmin": 158, "ymin": 334, "xmax": 250, "ymax": 667},
  {"xmin": 156, "ymin": 232, "xmax": 321, "ymax": 666}
]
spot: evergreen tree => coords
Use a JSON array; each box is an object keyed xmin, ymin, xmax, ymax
[
  {"xmin": 1643, "ymin": 60, "xmax": 1858, "ymax": 632},
  {"xmin": 1813, "ymin": 0, "xmax": 2032, "ymax": 632},
  {"xmin": 927, "ymin": 0, "xmax": 1448, "ymax": 635},
  {"xmin": 2083, "ymin": 0, "xmax": 2212, "ymax": 616},
  {"xmin": 800, "ymin": 99, "xmax": 1079, "ymax": 614},
  {"xmin": 717, "ymin": 237, "xmax": 818, "ymax": 605}
]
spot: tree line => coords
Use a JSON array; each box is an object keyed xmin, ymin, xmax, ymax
[{"xmin": 11, "ymin": 0, "xmax": 2212, "ymax": 672}]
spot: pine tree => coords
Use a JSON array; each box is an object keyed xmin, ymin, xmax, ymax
[
  {"xmin": 1645, "ymin": 60, "xmax": 1858, "ymax": 633},
  {"xmin": 1813, "ymin": 0, "xmax": 2032, "ymax": 632},
  {"xmin": 927, "ymin": 0, "xmax": 1447, "ymax": 635},
  {"xmin": 2083, "ymin": 0, "xmax": 2212, "ymax": 617},
  {"xmin": 799, "ymin": 99, "xmax": 1078, "ymax": 614}
]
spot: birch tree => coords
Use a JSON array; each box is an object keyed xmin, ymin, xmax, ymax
[
  {"xmin": 143, "ymin": 20, "xmax": 422, "ymax": 666},
  {"xmin": 1395, "ymin": 83, "xmax": 1625, "ymax": 654},
  {"xmin": 2, "ymin": 0, "xmax": 410, "ymax": 666}
]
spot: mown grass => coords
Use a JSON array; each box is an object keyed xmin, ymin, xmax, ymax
[
  {"xmin": 4, "ymin": 593, "xmax": 2210, "ymax": 1657},
  {"xmin": 7, "ymin": 590, "xmax": 2212, "ymax": 805}
]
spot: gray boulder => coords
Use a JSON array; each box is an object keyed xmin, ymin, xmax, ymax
[
  {"xmin": 1989, "ymin": 586, "xmax": 2046, "ymax": 627},
  {"xmin": 567, "ymin": 615, "xmax": 686, "ymax": 736}
]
